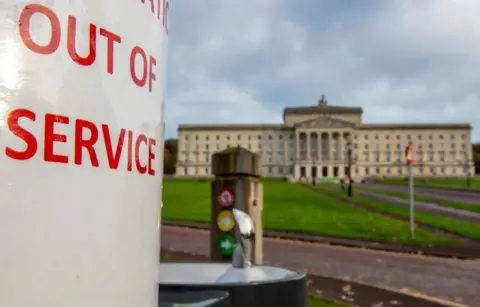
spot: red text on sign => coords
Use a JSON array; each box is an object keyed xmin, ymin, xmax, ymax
[
  {"xmin": 5, "ymin": 108, "xmax": 156, "ymax": 176},
  {"xmin": 130, "ymin": 46, "xmax": 157, "ymax": 93},
  {"xmin": 139, "ymin": 0, "xmax": 170, "ymax": 33},
  {"xmin": 18, "ymin": 4, "xmax": 122, "ymax": 74}
]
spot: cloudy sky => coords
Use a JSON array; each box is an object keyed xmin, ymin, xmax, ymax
[{"xmin": 164, "ymin": 0, "xmax": 480, "ymax": 142}]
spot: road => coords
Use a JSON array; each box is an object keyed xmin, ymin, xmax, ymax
[
  {"xmin": 162, "ymin": 226, "xmax": 480, "ymax": 307},
  {"xmin": 362, "ymin": 183, "xmax": 480, "ymax": 205}
]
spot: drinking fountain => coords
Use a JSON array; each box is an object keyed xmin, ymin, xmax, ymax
[{"xmin": 158, "ymin": 209, "xmax": 307, "ymax": 307}]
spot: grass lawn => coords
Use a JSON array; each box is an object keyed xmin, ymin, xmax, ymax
[
  {"xmin": 372, "ymin": 177, "xmax": 480, "ymax": 189},
  {"xmin": 357, "ymin": 185, "xmax": 480, "ymax": 214},
  {"xmin": 163, "ymin": 179, "xmax": 455, "ymax": 245},
  {"xmin": 307, "ymin": 295, "xmax": 349, "ymax": 307},
  {"xmin": 314, "ymin": 185, "xmax": 480, "ymax": 239}
]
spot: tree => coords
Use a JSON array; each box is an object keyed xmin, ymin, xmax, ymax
[
  {"xmin": 473, "ymin": 143, "xmax": 480, "ymax": 174},
  {"xmin": 163, "ymin": 138, "xmax": 178, "ymax": 174}
]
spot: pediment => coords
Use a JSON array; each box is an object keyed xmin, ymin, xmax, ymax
[{"xmin": 295, "ymin": 116, "xmax": 356, "ymax": 129}]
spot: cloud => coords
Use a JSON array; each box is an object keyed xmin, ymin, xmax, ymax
[{"xmin": 165, "ymin": 0, "xmax": 480, "ymax": 141}]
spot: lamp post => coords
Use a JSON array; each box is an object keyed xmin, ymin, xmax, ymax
[{"xmin": 347, "ymin": 142, "xmax": 353, "ymax": 197}]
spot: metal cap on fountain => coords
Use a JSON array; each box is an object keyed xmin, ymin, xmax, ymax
[{"xmin": 231, "ymin": 209, "xmax": 255, "ymax": 268}]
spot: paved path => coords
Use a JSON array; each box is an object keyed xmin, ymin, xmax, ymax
[
  {"xmin": 162, "ymin": 226, "xmax": 480, "ymax": 306},
  {"xmin": 356, "ymin": 189, "xmax": 480, "ymax": 222},
  {"xmin": 363, "ymin": 183, "xmax": 480, "ymax": 205}
]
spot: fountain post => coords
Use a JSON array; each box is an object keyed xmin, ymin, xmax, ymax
[{"xmin": 211, "ymin": 146, "xmax": 264, "ymax": 264}]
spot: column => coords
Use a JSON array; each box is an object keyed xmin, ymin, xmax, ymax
[
  {"xmin": 296, "ymin": 131, "xmax": 300, "ymax": 160},
  {"xmin": 339, "ymin": 132, "xmax": 344, "ymax": 161},
  {"xmin": 317, "ymin": 131, "xmax": 322, "ymax": 164},
  {"xmin": 306, "ymin": 133, "xmax": 311, "ymax": 161},
  {"xmin": 327, "ymin": 132, "xmax": 332, "ymax": 161}
]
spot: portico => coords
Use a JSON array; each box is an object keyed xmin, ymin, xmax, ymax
[{"xmin": 293, "ymin": 115, "xmax": 354, "ymax": 179}]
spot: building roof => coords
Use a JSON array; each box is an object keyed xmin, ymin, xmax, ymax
[
  {"xmin": 178, "ymin": 122, "xmax": 471, "ymax": 132},
  {"xmin": 283, "ymin": 95, "xmax": 363, "ymax": 119},
  {"xmin": 177, "ymin": 124, "xmax": 292, "ymax": 131},
  {"xmin": 358, "ymin": 123, "xmax": 472, "ymax": 130}
]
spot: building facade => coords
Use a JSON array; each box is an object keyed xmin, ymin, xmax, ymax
[{"xmin": 176, "ymin": 97, "xmax": 475, "ymax": 180}]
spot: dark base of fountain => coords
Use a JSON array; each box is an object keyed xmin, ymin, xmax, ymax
[{"xmin": 159, "ymin": 274, "xmax": 306, "ymax": 307}]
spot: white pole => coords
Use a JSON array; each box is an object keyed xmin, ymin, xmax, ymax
[
  {"xmin": 408, "ymin": 163, "xmax": 415, "ymax": 240},
  {"xmin": 0, "ymin": 1, "xmax": 169, "ymax": 307}
]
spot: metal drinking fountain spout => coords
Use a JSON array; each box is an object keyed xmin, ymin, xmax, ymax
[{"xmin": 231, "ymin": 209, "xmax": 255, "ymax": 269}]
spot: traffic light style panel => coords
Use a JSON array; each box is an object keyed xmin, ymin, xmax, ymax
[{"xmin": 216, "ymin": 186, "xmax": 236, "ymax": 259}]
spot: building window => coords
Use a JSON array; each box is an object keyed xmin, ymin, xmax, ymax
[
  {"xmin": 248, "ymin": 144, "xmax": 251, "ymax": 150},
  {"xmin": 237, "ymin": 135, "xmax": 241, "ymax": 141},
  {"xmin": 386, "ymin": 135, "xmax": 390, "ymax": 140},
  {"xmin": 216, "ymin": 144, "xmax": 220, "ymax": 150},
  {"xmin": 365, "ymin": 167, "xmax": 369, "ymax": 175},
  {"xmin": 205, "ymin": 144, "xmax": 209, "ymax": 150},
  {"xmin": 364, "ymin": 135, "xmax": 369, "ymax": 140},
  {"xmin": 418, "ymin": 135, "xmax": 422, "ymax": 140},
  {"xmin": 185, "ymin": 135, "xmax": 189, "ymax": 140},
  {"xmin": 258, "ymin": 135, "xmax": 262, "ymax": 140},
  {"xmin": 206, "ymin": 136, "xmax": 209, "ymax": 141},
  {"xmin": 429, "ymin": 135, "xmax": 433, "ymax": 140},
  {"xmin": 226, "ymin": 135, "xmax": 230, "ymax": 140},
  {"xmin": 268, "ymin": 135, "xmax": 272, "ymax": 140},
  {"xmin": 376, "ymin": 167, "xmax": 380, "ymax": 175},
  {"xmin": 386, "ymin": 168, "xmax": 390, "ymax": 175},
  {"xmin": 375, "ymin": 135, "xmax": 379, "ymax": 140},
  {"xmin": 205, "ymin": 168, "xmax": 209, "ymax": 174},
  {"xmin": 259, "ymin": 144, "xmax": 262, "ymax": 150},
  {"xmin": 195, "ymin": 168, "xmax": 198, "ymax": 175},
  {"xmin": 216, "ymin": 135, "xmax": 220, "ymax": 140},
  {"xmin": 268, "ymin": 167, "xmax": 273, "ymax": 175},
  {"xmin": 364, "ymin": 144, "xmax": 369, "ymax": 150},
  {"xmin": 279, "ymin": 135, "xmax": 283, "ymax": 140},
  {"xmin": 396, "ymin": 135, "xmax": 400, "ymax": 140}
]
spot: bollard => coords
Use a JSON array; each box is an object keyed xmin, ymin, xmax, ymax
[
  {"xmin": 210, "ymin": 146, "xmax": 264, "ymax": 265},
  {"xmin": 0, "ymin": 1, "xmax": 170, "ymax": 307}
]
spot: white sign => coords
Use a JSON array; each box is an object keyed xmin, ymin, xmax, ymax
[{"xmin": 0, "ymin": 1, "xmax": 169, "ymax": 307}]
